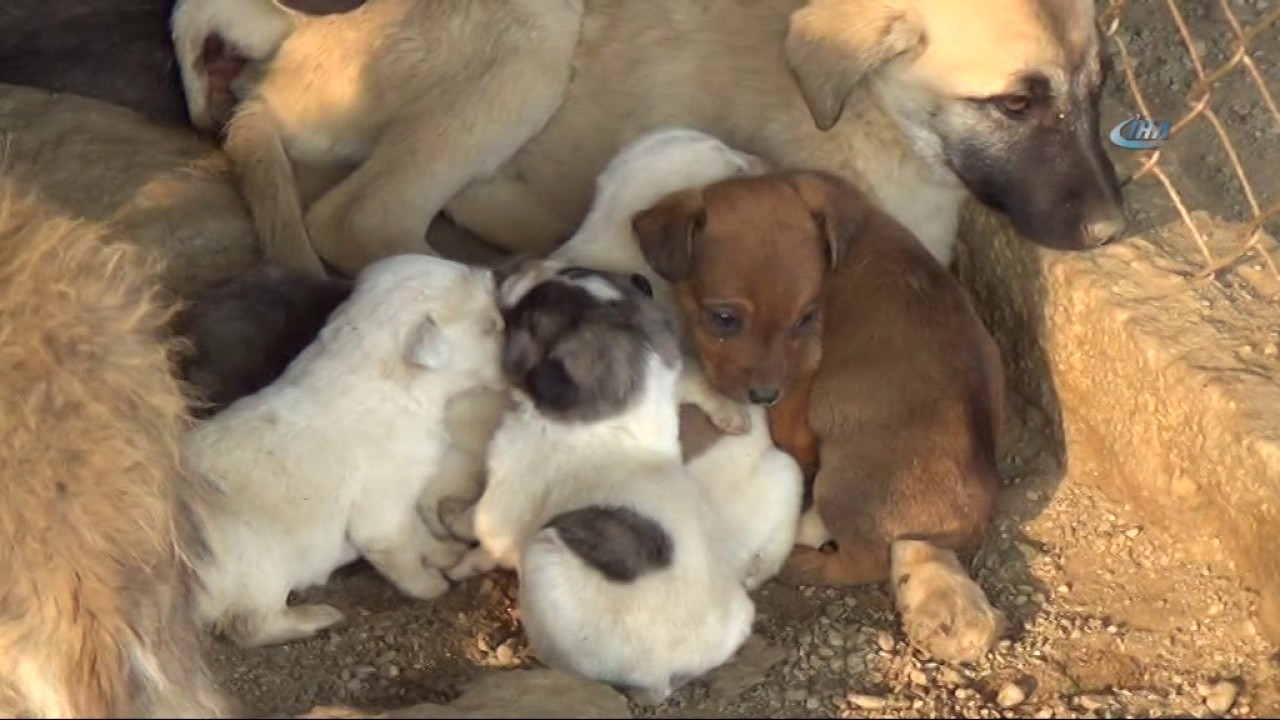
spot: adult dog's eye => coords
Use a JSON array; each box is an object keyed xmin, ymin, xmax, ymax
[
  {"xmin": 990, "ymin": 94, "xmax": 1031, "ymax": 118},
  {"xmin": 793, "ymin": 306, "xmax": 818, "ymax": 332},
  {"xmin": 704, "ymin": 308, "xmax": 743, "ymax": 337}
]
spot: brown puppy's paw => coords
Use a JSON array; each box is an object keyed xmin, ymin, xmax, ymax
[{"xmin": 891, "ymin": 540, "xmax": 1007, "ymax": 664}]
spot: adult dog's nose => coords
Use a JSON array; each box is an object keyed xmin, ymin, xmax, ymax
[
  {"xmin": 748, "ymin": 388, "xmax": 780, "ymax": 406},
  {"xmin": 1083, "ymin": 212, "xmax": 1127, "ymax": 247}
]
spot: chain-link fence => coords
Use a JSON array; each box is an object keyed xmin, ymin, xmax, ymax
[{"xmin": 1100, "ymin": 0, "xmax": 1280, "ymax": 286}]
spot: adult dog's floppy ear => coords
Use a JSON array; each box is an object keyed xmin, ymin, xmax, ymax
[
  {"xmin": 783, "ymin": 169, "xmax": 866, "ymax": 268},
  {"xmin": 275, "ymin": 0, "xmax": 365, "ymax": 16},
  {"xmin": 784, "ymin": 0, "xmax": 925, "ymax": 131},
  {"xmin": 631, "ymin": 189, "xmax": 706, "ymax": 283},
  {"xmin": 405, "ymin": 314, "xmax": 451, "ymax": 370}
]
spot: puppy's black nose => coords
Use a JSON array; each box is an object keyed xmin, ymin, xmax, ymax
[{"xmin": 748, "ymin": 388, "xmax": 780, "ymax": 406}]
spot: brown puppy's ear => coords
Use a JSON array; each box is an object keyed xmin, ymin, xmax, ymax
[
  {"xmin": 631, "ymin": 189, "xmax": 706, "ymax": 283},
  {"xmin": 784, "ymin": 0, "xmax": 924, "ymax": 131},
  {"xmin": 783, "ymin": 170, "xmax": 867, "ymax": 268}
]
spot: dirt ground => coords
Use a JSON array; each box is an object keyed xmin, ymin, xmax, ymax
[{"xmin": 206, "ymin": 2, "xmax": 1280, "ymax": 718}]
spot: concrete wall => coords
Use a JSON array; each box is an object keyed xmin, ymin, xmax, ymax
[{"xmin": 955, "ymin": 201, "xmax": 1280, "ymax": 646}]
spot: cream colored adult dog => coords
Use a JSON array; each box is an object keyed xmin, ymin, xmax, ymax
[
  {"xmin": 174, "ymin": 0, "xmax": 584, "ymax": 277},
  {"xmin": 181, "ymin": 0, "xmax": 1125, "ymax": 276},
  {"xmin": 185, "ymin": 254, "xmax": 504, "ymax": 648}
]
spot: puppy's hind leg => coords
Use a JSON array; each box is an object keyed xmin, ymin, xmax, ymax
[
  {"xmin": 219, "ymin": 602, "xmax": 346, "ymax": 648},
  {"xmin": 223, "ymin": 98, "xmax": 328, "ymax": 277},
  {"xmin": 890, "ymin": 539, "xmax": 1007, "ymax": 664},
  {"xmin": 776, "ymin": 535, "xmax": 890, "ymax": 588}
]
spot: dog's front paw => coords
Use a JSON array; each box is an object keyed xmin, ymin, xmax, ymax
[
  {"xmin": 893, "ymin": 544, "xmax": 1007, "ymax": 664},
  {"xmin": 446, "ymin": 545, "xmax": 498, "ymax": 582},
  {"xmin": 701, "ymin": 397, "xmax": 751, "ymax": 435},
  {"xmin": 422, "ymin": 537, "xmax": 470, "ymax": 569},
  {"xmin": 395, "ymin": 566, "xmax": 451, "ymax": 602}
]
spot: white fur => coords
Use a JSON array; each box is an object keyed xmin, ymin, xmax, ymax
[
  {"xmin": 185, "ymin": 254, "xmax": 505, "ymax": 648},
  {"xmin": 171, "ymin": 0, "xmax": 297, "ymax": 131},
  {"xmin": 551, "ymin": 127, "xmax": 803, "ymax": 589},
  {"xmin": 685, "ymin": 404, "xmax": 803, "ymax": 591},
  {"xmin": 453, "ymin": 270, "xmax": 754, "ymax": 703}
]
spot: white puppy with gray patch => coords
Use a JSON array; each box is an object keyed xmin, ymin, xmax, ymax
[
  {"xmin": 184, "ymin": 254, "xmax": 505, "ymax": 648},
  {"xmin": 551, "ymin": 127, "xmax": 803, "ymax": 590},
  {"xmin": 450, "ymin": 262, "xmax": 755, "ymax": 705}
]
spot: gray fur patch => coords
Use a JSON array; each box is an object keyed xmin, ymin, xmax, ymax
[
  {"xmin": 500, "ymin": 265, "xmax": 681, "ymax": 423},
  {"xmin": 544, "ymin": 505, "xmax": 674, "ymax": 583}
]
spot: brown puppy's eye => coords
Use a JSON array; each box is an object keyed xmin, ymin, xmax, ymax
[
  {"xmin": 793, "ymin": 306, "xmax": 819, "ymax": 333},
  {"xmin": 704, "ymin": 308, "xmax": 743, "ymax": 338}
]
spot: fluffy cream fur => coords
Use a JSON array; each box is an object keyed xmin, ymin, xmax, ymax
[{"xmin": 185, "ymin": 254, "xmax": 504, "ymax": 648}]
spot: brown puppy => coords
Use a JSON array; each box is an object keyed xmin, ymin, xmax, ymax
[{"xmin": 634, "ymin": 170, "xmax": 1008, "ymax": 664}]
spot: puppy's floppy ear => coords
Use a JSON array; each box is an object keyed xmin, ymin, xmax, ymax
[
  {"xmin": 783, "ymin": 169, "xmax": 867, "ymax": 268},
  {"xmin": 631, "ymin": 189, "xmax": 705, "ymax": 283},
  {"xmin": 405, "ymin": 314, "xmax": 452, "ymax": 370},
  {"xmin": 784, "ymin": 0, "xmax": 924, "ymax": 131}
]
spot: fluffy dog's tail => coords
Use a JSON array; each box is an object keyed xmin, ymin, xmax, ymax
[
  {"xmin": 224, "ymin": 96, "xmax": 328, "ymax": 277},
  {"xmin": 540, "ymin": 505, "xmax": 675, "ymax": 583}
]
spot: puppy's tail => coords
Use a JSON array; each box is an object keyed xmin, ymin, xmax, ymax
[
  {"xmin": 539, "ymin": 505, "xmax": 674, "ymax": 583},
  {"xmin": 223, "ymin": 97, "xmax": 328, "ymax": 278}
]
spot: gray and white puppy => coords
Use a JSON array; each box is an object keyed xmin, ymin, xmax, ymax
[{"xmin": 450, "ymin": 259, "xmax": 754, "ymax": 705}]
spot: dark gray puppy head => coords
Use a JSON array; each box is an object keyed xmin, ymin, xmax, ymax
[{"xmin": 500, "ymin": 263, "xmax": 680, "ymax": 424}]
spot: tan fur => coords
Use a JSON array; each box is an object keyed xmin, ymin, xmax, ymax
[
  {"xmin": 220, "ymin": 0, "xmax": 585, "ymax": 277},
  {"xmin": 0, "ymin": 183, "xmax": 232, "ymax": 718},
  {"xmin": 0, "ymin": 83, "xmax": 260, "ymax": 297}
]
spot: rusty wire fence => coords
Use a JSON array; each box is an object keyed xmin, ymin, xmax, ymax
[{"xmin": 1100, "ymin": 0, "xmax": 1280, "ymax": 286}]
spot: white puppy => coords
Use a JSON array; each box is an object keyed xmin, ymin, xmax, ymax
[
  {"xmin": 452, "ymin": 263, "xmax": 755, "ymax": 705},
  {"xmin": 185, "ymin": 254, "xmax": 504, "ymax": 648},
  {"xmin": 550, "ymin": 127, "xmax": 803, "ymax": 590}
]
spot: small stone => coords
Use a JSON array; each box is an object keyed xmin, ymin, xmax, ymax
[
  {"xmin": 1077, "ymin": 694, "xmax": 1110, "ymax": 711},
  {"xmin": 494, "ymin": 642, "xmax": 515, "ymax": 665},
  {"xmin": 998, "ymin": 682, "xmax": 1027, "ymax": 709},
  {"xmin": 939, "ymin": 667, "xmax": 965, "ymax": 686},
  {"xmin": 828, "ymin": 630, "xmax": 846, "ymax": 647},
  {"xmin": 876, "ymin": 630, "xmax": 895, "ymax": 652},
  {"xmin": 381, "ymin": 665, "xmax": 401, "ymax": 679},
  {"xmin": 1204, "ymin": 680, "xmax": 1240, "ymax": 716},
  {"xmin": 805, "ymin": 696, "xmax": 821, "ymax": 710},
  {"xmin": 909, "ymin": 669, "xmax": 929, "ymax": 686},
  {"xmin": 849, "ymin": 694, "xmax": 888, "ymax": 710},
  {"xmin": 1125, "ymin": 527, "xmax": 1142, "ymax": 538}
]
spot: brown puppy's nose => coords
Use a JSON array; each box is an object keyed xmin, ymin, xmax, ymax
[
  {"xmin": 748, "ymin": 388, "xmax": 780, "ymax": 406},
  {"xmin": 1083, "ymin": 213, "xmax": 1128, "ymax": 247}
]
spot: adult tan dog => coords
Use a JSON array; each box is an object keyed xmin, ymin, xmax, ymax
[
  {"xmin": 188, "ymin": 0, "xmax": 584, "ymax": 277},
  {"xmin": 635, "ymin": 169, "xmax": 1007, "ymax": 664},
  {"xmin": 180, "ymin": 0, "xmax": 1124, "ymax": 277},
  {"xmin": 0, "ymin": 83, "xmax": 259, "ymax": 297},
  {"xmin": 0, "ymin": 183, "xmax": 232, "ymax": 718}
]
